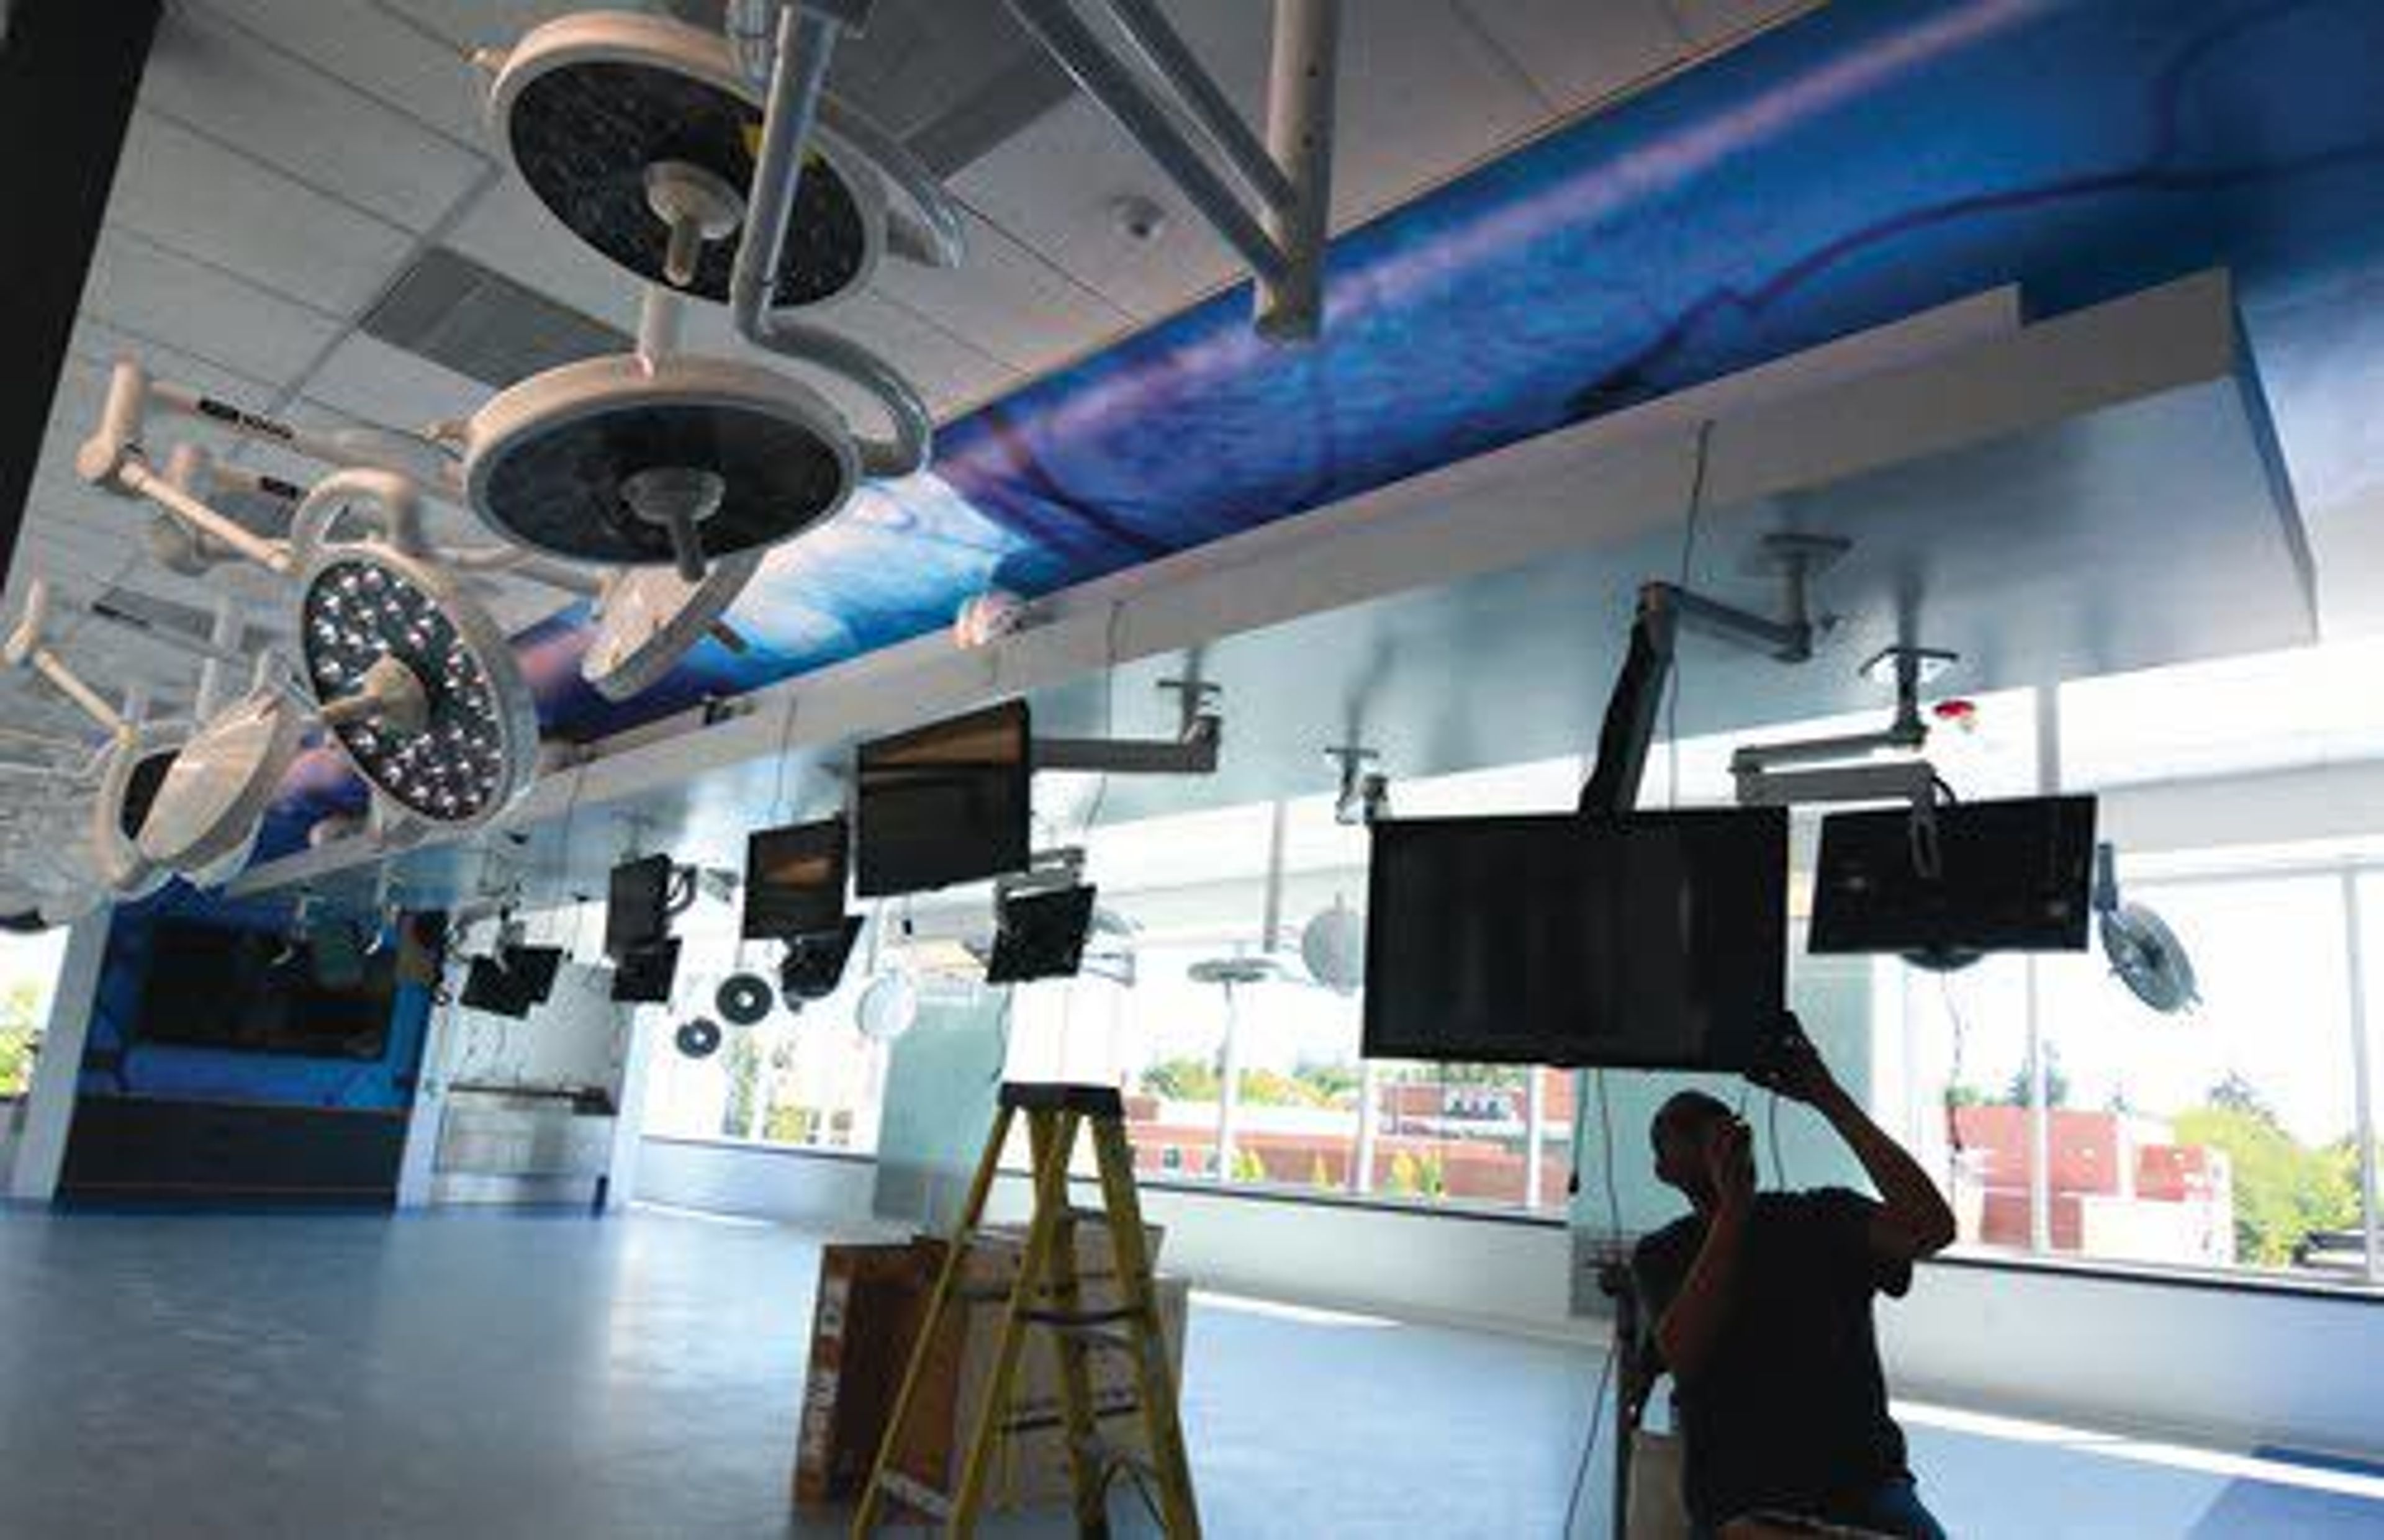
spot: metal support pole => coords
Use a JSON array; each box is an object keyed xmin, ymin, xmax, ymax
[
  {"xmin": 1106, "ymin": 0, "xmax": 1296, "ymax": 210},
  {"xmin": 2341, "ymin": 871, "xmax": 2381, "ymax": 1286},
  {"xmin": 1006, "ymin": 0, "xmax": 1291, "ymax": 287},
  {"xmin": 1255, "ymin": 0, "xmax": 1338, "ymax": 338},
  {"xmin": 195, "ymin": 595, "xmax": 243, "ymax": 721},
  {"xmin": 2026, "ymin": 959, "xmax": 2052, "ymax": 1254}
]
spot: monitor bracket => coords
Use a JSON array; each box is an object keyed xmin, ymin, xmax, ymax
[{"xmin": 1036, "ymin": 678, "xmax": 1221, "ymax": 777}]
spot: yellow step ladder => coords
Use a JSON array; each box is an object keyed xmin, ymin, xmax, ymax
[{"xmin": 854, "ymin": 1082, "xmax": 1201, "ymax": 1538}]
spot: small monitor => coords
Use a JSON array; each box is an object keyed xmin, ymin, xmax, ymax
[
  {"xmin": 610, "ymin": 938, "xmax": 682, "ymax": 1004},
  {"xmin": 987, "ymin": 885, "xmax": 1098, "ymax": 986},
  {"xmin": 1808, "ymin": 795, "xmax": 2097, "ymax": 957},
  {"xmin": 459, "ymin": 946, "xmax": 562, "ymax": 1019},
  {"xmin": 605, "ymin": 855, "xmax": 674, "ymax": 958},
  {"xmin": 854, "ymin": 700, "xmax": 1032, "ymax": 898},
  {"xmin": 1361, "ymin": 808, "xmax": 1789, "ymax": 1070},
  {"xmin": 743, "ymin": 816, "xmax": 849, "ymax": 940},
  {"xmin": 779, "ymin": 916, "xmax": 867, "ymax": 1005}
]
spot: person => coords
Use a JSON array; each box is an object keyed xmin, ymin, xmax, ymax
[{"xmin": 1631, "ymin": 1019, "xmax": 1957, "ymax": 1539}]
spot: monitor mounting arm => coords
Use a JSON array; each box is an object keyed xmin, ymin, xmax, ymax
[
  {"xmin": 1579, "ymin": 534, "xmax": 1846, "ymax": 817},
  {"xmin": 1036, "ymin": 678, "xmax": 1221, "ymax": 777}
]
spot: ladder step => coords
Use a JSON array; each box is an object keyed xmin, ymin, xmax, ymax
[
  {"xmin": 1019, "ymin": 1305, "xmax": 1145, "ymax": 1350},
  {"xmin": 998, "ymin": 1402, "xmax": 1142, "ymax": 1437},
  {"xmin": 1072, "ymin": 1433, "xmax": 1161, "ymax": 1482},
  {"xmin": 874, "ymin": 1470, "xmax": 955, "ymax": 1520}
]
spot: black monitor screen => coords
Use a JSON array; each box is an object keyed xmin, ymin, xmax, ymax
[
  {"xmin": 1361, "ymin": 808, "xmax": 1789, "ymax": 1071},
  {"xmin": 987, "ymin": 885, "xmax": 1098, "ymax": 986},
  {"xmin": 779, "ymin": 917, "xmax": 866, "ymax": 1004},
  {"xmin": 606, "ymin": 855, "xmax": 673, "ymax": 958},
  {"xmin": 610, "ymin": 939, "xmax": 682, "ymax": 1004},
  {"xmin": 743, "ymin": 817, "xmax": 849, "ymax": 940},
  {"xmin": 135, "ymin": 919, "xmax": 397, "ymax": 1060},
  {"xmin": 1808, "ymin": 795, "xmax": 2097, "ymax": 956},
  {"xmin": 461, "ymin": 946, "xmax": 565, "ymax": 1018},
  {"xmin": 854, "ymin": 700, "xmax": 1031, "ymax": 898}
]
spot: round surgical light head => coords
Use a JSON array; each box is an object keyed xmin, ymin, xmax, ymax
[
  {"xmin": 137, "ymin": 688, "xmax": 305, "ymax": 876},
  {"xmin": 487, "ymin": 12, "xmax": 957, "ymax": 308},
  {"xmin": 1301, "ymin": 898, "xmax": 1367, "ymax": 995},
  {"xmin": 464, "ymin": 353, "xmax": 856, "ymax": 572},
  {"xmin": 298, "ymin": 547, "xmax": 537, "ymax": 828},
  {"xmin": 582, "ymin": 551, "xmax": 761, "ymax": 701},
  {"xmin": 856, "ymin": 968, "xmax": 918, "ymax": 1043}
]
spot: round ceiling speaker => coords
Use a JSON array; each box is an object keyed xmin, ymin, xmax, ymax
[
  {"xmin": 463, "ymin": 353, "xmax": 859, "ymax": 573},
  {"xmin": 136, "ymin": 688, "xmax": 305, "ymax": 876},
  {"xmin": 715, "ymin": 971, "xmax": 774, "ymax": 1027},
  {"xmin": 1301, "ymin": 898, "xmax": 1367, "ymax": 995},
  {"xmin": 674, "ymin": 1016, "xmax": 724, "ymax": 1060},
  {"xmin": 584, "ymin": 550, "xmax": 762, "ymax": 701},
  {"xmin": 297, "ymin": 544, "xmax": 539, "ymax": 827},
  {"xmin": 487, "ymin": 12, "xmax": 959, "ymax": 309}
]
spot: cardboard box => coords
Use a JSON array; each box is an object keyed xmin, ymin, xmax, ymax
[{"xmin": 794, "ymin": 1225, "xmax": 1186, "ymax": 1516}]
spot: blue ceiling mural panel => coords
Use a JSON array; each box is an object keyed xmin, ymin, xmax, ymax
[{"xmin": 254, "ymin": 0, "xmax": 2384, "ymax": 860}]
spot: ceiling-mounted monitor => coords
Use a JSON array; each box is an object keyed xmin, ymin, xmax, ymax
[
  {"xmin": 854, "ymin": 700, "xmax": 1032, "ymax": 898},
  {"xmin": 779, "ymin": 916, "xmax": 867, "ymax": 1007},
  {"xmin": 1361, "ymin": 808, "xmax": 1789, "ymax": 1070},
  {"xmin": 610, "ymin": 938, "xmax": 682, "ymax": 1004},
  {"xmin": 987, "ymin": 885, "xmax": 1098, "ymax": 986},
  {"xmin": 461, "ymin": 945, "xmax": 565, "ymax": 1019},
  {"xmin": 743, "ymin": 816, "xmax": 849, "ymax": 940},
  {"xmin": 1809, "ymin": 795, "xmax": 2097, "ymax": 957},
  {"xmin": 605, "ymin": 855, "xmax": 674, "ymax": 959}
]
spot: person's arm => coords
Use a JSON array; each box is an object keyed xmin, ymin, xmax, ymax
[
  {"xmin": 1753, "ymin": 1022, "xmax": 1957, "ymax": 1263},
  {"xmin": 1651, "ymin": 1117, "xmax": 1756, "ymax": 1384}
]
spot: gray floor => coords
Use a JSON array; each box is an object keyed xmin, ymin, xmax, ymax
[{"xmin": 0, "ymin": 1209, "xmax": 2377, "ymax": 1538}]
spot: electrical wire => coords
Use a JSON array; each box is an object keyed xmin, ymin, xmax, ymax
[
  {"xmin": 1561, "ymin": 1069, "xmax": 1628, "ymax": 1539},
  {"xmin": 1664, "ymin": 419, "xmax": 1717, "ymax": 811},
  {"xmin": 1939, "ymin": 971, "xmax": 1971, "ymax": 1188},
  {"xmin": 1080, "ymin": 598, "xmax": 1126, "ymax": 840},
  {"xmin": 1768, "ymin": 1089, "xmax": 1787, "ymax": 1191}
]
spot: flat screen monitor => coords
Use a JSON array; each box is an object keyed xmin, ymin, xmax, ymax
[
  {"xmin": 135, "ymin": 919, "xmax": 398, "ymax": 1060},
  {"xmin": 779, "ymin": 916, "xmax": 866, "ymax": 1005},
  {"xmin": 1808, "ymin": 795, "xmax": 2097, "ymax": 957},
  {"xmin": 461, "ymin": 945, "xmax": 565, "ymax": 1018},
  {"xmin": 854, "ymin": 700, "xmax": 1031, "ymax": 898},
  {"xmin": 743, "ymin": 816, "xmax": 849, "ymax": 940},
  {"xmin": 610, "ymin": 938, "xmax": 682, "ymax": 1004},
  {"xmin": 1361, "ymin": 808, "xmax": 1789, "ymax": 1070},
  {"xmin": 605, "ymin": 855, "xmax": 674, "ymax": 958},
  {"xmin": 986, "ymin": 885, "xmax": 1098, "ymax": 985}
]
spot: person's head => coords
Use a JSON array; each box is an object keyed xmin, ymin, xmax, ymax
[{"xmin": 1650, "ymin": 1089, "xmax": 1744, "ymax": 1211}]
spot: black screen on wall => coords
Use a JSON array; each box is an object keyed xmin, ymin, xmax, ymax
[{"xmin": 135, "ymin": 920, "xmax": 397, "ymax": 1060}]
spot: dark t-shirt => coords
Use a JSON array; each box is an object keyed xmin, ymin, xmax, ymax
[{"xmin": 1632, "ymin": 1187, "xmax": 1912, "ymax": 1527}]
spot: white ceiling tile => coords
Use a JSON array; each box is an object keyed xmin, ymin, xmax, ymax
[
  {"xmin": 1665, "ymin": 0, "xmax": 1809, "ymax": 49},
  {"xmin": 302, "ymin": 333, "xmax": 495, "ymax": 434},
  {"xmin": 187, "ymin": 0, "xmax": 494, "ymax": 148},
  {"xmin": 81, "ymin": 227, "xmax": 346, "ymax": 385},
  {"xmin": 374, "ymin": 0, "xmax": 583, "ymax": 58},
  {"xmin": 949, "ymin": 96, "xmax": 1242, "ymax": 324},
  {"xmin": 143, "ymin": 5, "xmax": 490, "ymax": 233},
  {"xmin": 678, "ymin": 290, "xmax": 1019, "ymax": 424},
  {"xmin": 1456, "ymin": 0, "xmax": 1691, "ymax": 114},
  {"xmin": 109, "ymin": 110, "xmax": 415, "ymax": 317},
  {"xmin": 443, "ymin": 174, "xmax": 645, "ymax": 331},
  {"xmin": 69, "ymin": 316, "xmax": 282, "ymax": 408},
  {"xmin": 867, "ymin": 205, "xmax": 1137, "ymax": 377}
]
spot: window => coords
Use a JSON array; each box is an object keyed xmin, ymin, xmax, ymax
[{"xmin": 0, "ymin": 929, "xmax": 68, "ymax": 1100}]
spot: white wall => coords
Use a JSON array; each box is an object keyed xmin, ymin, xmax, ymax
[
  {"xmin": 637, "ymin": 1136, "xmax": 891, "ymax": 1232},
  {"xmin": 8, "ymin": 913, "xmax": 111, "ymax": 1202}
]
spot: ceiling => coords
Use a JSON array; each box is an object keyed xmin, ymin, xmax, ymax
[{"xmin": 4, "ymin": 0, "xmax": 1797, "ymax": 745}]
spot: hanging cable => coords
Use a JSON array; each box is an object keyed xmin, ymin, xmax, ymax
[
  {"xmin": 1939, "ymin": 971, "xmax": 1971, "ymax": 1193},
  {"xmin": 1080, "ymin": 598, "xmax": 1127, "ymax": 839},
  {"xmin": 1768, "ymin": 1089, "xmax": 1787, "ymax": 1191},
  {"xmin": 1664, "ymin": 419, "xmax": 1717, "ymax": 811},
  {"xmin": 1563, "ymin": 1068, "xmax": 1628, "ymax": 1538}
]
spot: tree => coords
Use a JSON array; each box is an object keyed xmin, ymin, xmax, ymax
[
  {"xmin": 1943, "ymin": 1084, "xmax": 1992, "ymax": 1109},
  {"xmin": 720, "ymin": 1030, "xmax": 762, "ymax": 1140},
  {"xmin": 1143, "ymin": 1057, "xmax": 1220, "ymax": 1103},
  {"xmin": 2174, "ymin": 1103, "xmax": 2359, "ymax": 1268},
  {"xmin": 1294, "ymin": 1063, "xmax": 1361, "ymax": 1107},
  {"xmin": 2206, "ymin": 1071, "xmax": 2275, "ymax": 1122},
  {"xmin": 1237, "ymin": 1068, "xmax": 1323, "ymax": 1107},
  {"xmin": 2004, "ymin": 1044, "xmax": 2071, "ymax": 1109},
  {"xmin": 0, "ymin": 979, "xmax": 37, "ymax": 1099}
]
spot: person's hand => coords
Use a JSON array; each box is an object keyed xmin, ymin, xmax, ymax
[
  {"xmin": 1747, "ymin": 1017, "xmax": 1840, "ymax": 1109},
  {"xmin": 1704, "ymin": 1116, "xmax": 1755, "ymax": 1217}
]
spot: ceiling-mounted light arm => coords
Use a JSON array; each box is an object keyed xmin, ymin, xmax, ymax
[
  {"xmin": 725, "ymin": 3, "xmax": 933, "ymax": 489},
  {"xmin": 78, "ymin": 359, "xmax": 463, "ymax": 502},
  {"xmin": 4, "ymin": 581, "xmax": 129, "ymax": 740},
  {"xmin": 1004, "ymin": 0, "xmax": 1339, "ymax": 339},
  {"xmin": 1035, "ymin": 678, "xmax": 1222, "ymax": 776},
  {"xmin": 1325, "ymin": 743, "xmax": 1389, "ymax": 826}
]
